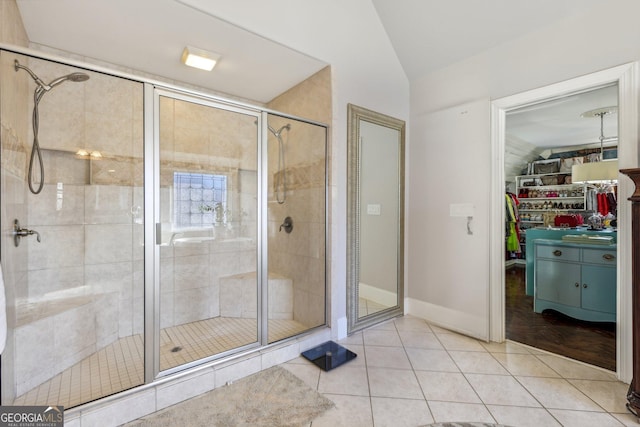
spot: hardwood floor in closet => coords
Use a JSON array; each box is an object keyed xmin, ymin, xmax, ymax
[{"xmin": 505, "ymin": 265, "xmax": 616, "ymax": 372}]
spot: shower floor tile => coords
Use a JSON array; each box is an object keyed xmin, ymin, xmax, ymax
[{"xmin": 13, "ymin": 317, "xmax": 308, "ymax": 409}]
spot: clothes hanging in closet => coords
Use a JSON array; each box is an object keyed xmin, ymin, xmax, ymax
[
  {"xmin": 587, "ymin": 186, "xmax": 617, "ymax": 216},
  {"xmin": 505, "ymin": 193, "xmax": 520, "ymax": 253}
]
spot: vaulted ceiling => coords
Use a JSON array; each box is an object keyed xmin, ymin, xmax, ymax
[{"xmin": 16, "ymin": 0, "xmax": 611, "ymax": 145}]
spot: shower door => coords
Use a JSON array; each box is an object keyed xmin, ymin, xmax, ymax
[
  {"xmin": 265, "ymin": 113, "xmax": 327, "ymax": 343},
  {"xmin": 155, "ymin": 90, "xmax": 261, "ymax": 372},
  {"xmin": 1, "ymin": 51, "xmax": 145, "ymax": 408}
]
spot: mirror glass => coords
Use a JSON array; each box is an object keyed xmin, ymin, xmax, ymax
[{"xmin": 347, "ymin": 104, "xmax": 405, "ymax": 333}]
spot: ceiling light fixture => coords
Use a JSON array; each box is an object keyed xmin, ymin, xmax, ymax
[
  {"xmin": 571, "ymin": 106, "xmax": 619, "ymax": 184},
  {"xmin": 181, "ymin": 46, "xmax": 220, "ymax": 71}
]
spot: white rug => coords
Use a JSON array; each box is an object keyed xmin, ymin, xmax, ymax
[{"xmin": 125, "ymin": 366, "xmax": 334, "ymax": 426}]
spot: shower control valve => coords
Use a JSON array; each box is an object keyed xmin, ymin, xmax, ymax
[
  {"xmin": 279, "ymin": 216, "xmax": 293, "ymax": 234},
  {"xmin": 13, "ymin": 219, "xmax": 41, "ymax": 247}
]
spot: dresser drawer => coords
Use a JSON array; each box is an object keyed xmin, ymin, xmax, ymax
[
  {"xmin": 535, "ymin": 244, "xmax": 580, "ymax": 262},
  {"xmin": 582, "ymin": 248, "xmax": 616, "ymax": 265}
]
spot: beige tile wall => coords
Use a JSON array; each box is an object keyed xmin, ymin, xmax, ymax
[
  {"xmin": 1, "ymin": 49, "xmax": 30, "ymax": 403},
  {"xmin": 4, "ymin": 54, "xmax": 145, "ymax": 397},
  {"xmin": 266, "ymin": 67, "xmax": 331, "ymax": 330},
  {"xmin": 158, "ymin": 97, "xmax": 259, "ymax": 330}
]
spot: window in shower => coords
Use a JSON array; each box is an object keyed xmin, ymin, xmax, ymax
[{"xmin": 173, "ymin": 172, "xmax": 227, "ymax": 228}]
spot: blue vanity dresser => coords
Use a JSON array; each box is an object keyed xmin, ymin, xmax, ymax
[
  {"xmin": 532, "ymin": 238, "xmax": 616, "ymax": 322},
  {"xmin": 525, "ymin": 227, "xmax": 617, "ymax": 296}
]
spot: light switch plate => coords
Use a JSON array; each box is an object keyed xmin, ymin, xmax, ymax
[
  {"xmin": 450, "ymin": 203, "xmax": 474, "ymax": 217},
  {"xmin": 367, "ymin": 204, "xmax": 381, "ymax": 215}
]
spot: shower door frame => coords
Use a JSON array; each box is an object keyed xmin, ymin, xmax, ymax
[
  {"xmin": 146, "ymin": 86, "xmax": 268, "ymax": 380},
  {"xmin": 0, "ymin": 44, "xmax": 330, "ymax": 400}
]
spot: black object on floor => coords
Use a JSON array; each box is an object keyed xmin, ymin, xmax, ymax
[{"xmin": 301, "ymin": 341, "xmax": 357, "ymax": 371}]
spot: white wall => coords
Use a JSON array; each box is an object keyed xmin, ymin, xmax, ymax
[
  {"xmin": 408, "ymin": 0, "xmax": 640, "ymax": 328},
  {"xmin": 195, "ymin": 0, "xmax": 410, "ymax": 338}
]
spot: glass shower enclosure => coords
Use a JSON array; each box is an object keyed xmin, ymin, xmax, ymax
[{"xmin": 0, "ymin": 51, "xmax": 327, "ymax": 409}]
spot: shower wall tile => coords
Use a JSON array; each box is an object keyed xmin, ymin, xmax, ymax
[
  {"xmin": 84, "ymin": 72, "xmax": 136, "ymax": 117},
  {"xmin": 84, "ymin": 185, "xmax": 133, "ymax": 224},
  {"xmin": 174, "ymin": 254, "xmax": 210, "ymax": 290},
  {"xmin": 210, "ymin": 247, "xmax": 256, "ymax": 278},
  {"xmin": 268, "ymin": 276, "xmax": 294, "ymax": 320},
  {"xmin": 118, "ymin": 297, "xmax": 133, "ymax": 338},
  {"xmin": 90, "ymin": 156, "xmax": 138, "ymax": 187},
  {"xmin": 34, "ymin": 85, "xmax": 85, "ymax": 153},
  {"xmin": 85, "ymin": 262, "xmax": 133, "ymax": 299},
  {"xmin": 53, "ymin": 302, "xmax": 96, "ymax": 364},
  {"xmin": 160, "ymin": 261, "xmax": 175, "ymax": 294},
  {"xmin": 95, "ymin": 292, "xmax": 119, "ymax": 348},
  {"xmin": 160, "ymin": 292, "xmax": 174, "ymax": 329},
  {"xmin": 173, "ymin": 240, "xmax": 210, "ymax": 257},
  {"xmin": 133, "ymin": 296, "xmax": 144, "ymax": 335},
  {"xmin": 174, "ymin": 125, "xmax": 209, "ymax": 160},
  {"xmin": 219, "ymin": 273, "xmax": 256, "ymax": 318},
  {"xmin": 132, "ymin": 260, "xmax": 144, "ymax": 299},
  {"xmin": 27, "ymin": 183, "xmax": 84, "ymax": 226},
  {"xmin": 173, "ymin": 287, "xmax": 213, "ymax": 325},
  {"xmin": 85, "ymin": 111, "xmax": 133, "ymax": 158},
  {"xmin": 14, "ymin": 317, "xmax": 55, "ymax": 395},
  {"xmin": 27, "ymin": 266, "xmax": 84, "ymax": 300},
  {"xmin": 267, "ymin": 66, "xmax": 331, "ymax": 125},
  {"xmin": 28, "ymin": 224, "xmax": 84, "ymax": 270},
  {"xmin": 1, "ymin": 128, "xmax": 27, "ymax": 180},
  {"xmin": 42, "ymin": 149, "xmax": 90, "ymax": 185},
  {"xmin": 85, "ymin": 224, "xmax": 132, "ymax": 264}
]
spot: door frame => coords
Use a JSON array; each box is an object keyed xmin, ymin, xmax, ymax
[{"xmin": 489, "ymin": 62, "xmax": 639, "ymax": 382}]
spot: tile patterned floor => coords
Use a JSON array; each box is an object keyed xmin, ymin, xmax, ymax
[
  {"xmin": 283, "ymin": 315, "xmax": 638, "ymax": 427},
  {"xmin": 359, "ymin": 297, "xmax": 390, "ymax": 316},
  {"xmin": 13, "ymin": 317, "xmax": 308, "ymax": 409}
]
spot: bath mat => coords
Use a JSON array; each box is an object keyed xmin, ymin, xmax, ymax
[{"xmin": 124, "ymin": 366, "xmax": 334, "ymax": 427}]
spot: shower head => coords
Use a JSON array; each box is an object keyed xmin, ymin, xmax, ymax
[
  {"xmin": 14, "ymin": 59, "xmax": 89, "ymax": 92},
  {"xmin": 268, "ymin": 123, "xmax": 291, "ymax": 137},
  {"xmin": 48, "ymin": 72, "xmax": 90, "ymax": 89}
]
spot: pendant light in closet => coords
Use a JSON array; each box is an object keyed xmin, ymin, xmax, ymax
[{"xmin": 571, "ymin": 106, "xmax": 618, "ymax": 184}]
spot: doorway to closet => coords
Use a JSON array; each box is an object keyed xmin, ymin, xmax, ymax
[{"xmin": 504, "ymin": 84, "xmax": 619, "ymax": 371}]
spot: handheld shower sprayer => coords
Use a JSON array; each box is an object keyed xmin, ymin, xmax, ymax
[
  {"xmin": 268, "ymin": 123, "xmax": 291, "ymax": 204},
  {"xmin": 14, "ymin": 60, "xmax": 90, "ymax": 194}
]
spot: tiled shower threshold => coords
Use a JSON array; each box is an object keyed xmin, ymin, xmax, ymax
[{"xmin": 13, "ymin": 317, "xmax": 308, "ymax": 409}]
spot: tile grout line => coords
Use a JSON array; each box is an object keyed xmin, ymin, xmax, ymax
[{"xmin": 394, "ymin": 317, "xmax": 436, "ymax": 425}]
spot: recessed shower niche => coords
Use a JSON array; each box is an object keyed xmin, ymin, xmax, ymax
[{"xmin": 0, "ymin": 50, "xmax": 328, "ymax": 408}]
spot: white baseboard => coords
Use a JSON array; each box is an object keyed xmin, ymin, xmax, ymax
[{"xmin": 359, "ymin": 283, "xmax": 397, "ymax": 307}]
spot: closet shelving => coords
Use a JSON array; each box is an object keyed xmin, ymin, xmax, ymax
[{"xmin": 515, "ymin": 172, "xmax": 587, "ymax": 227}]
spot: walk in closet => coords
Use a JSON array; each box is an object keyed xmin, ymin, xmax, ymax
[{"xmin": 504, "ymin": 84, "xmax": 618, "ymax": 371}]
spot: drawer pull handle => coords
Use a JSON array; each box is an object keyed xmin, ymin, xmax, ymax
[
  {"xmin": 553, "ymin": 250, "xmax": 562, "ymax": 256},
  {"xmin": 575, "ymin": 282, "xmax": 580, "ymax": 287},
  {"xmin": 583, "ymin": 283, "xmax": 588, "ymax": 289},
  {"xmin": 603, "ymin": 254, "xmax": 615, "ymax": 261}
]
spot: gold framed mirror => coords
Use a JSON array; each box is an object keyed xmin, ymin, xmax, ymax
[{"xmin": 347, "ymin": 103, "xmax": 405, "ymax": 333}]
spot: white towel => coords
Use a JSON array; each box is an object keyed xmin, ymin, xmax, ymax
[{"xmin": 0, "ymin": 263, "xmax": 6, "ymax": 354}]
